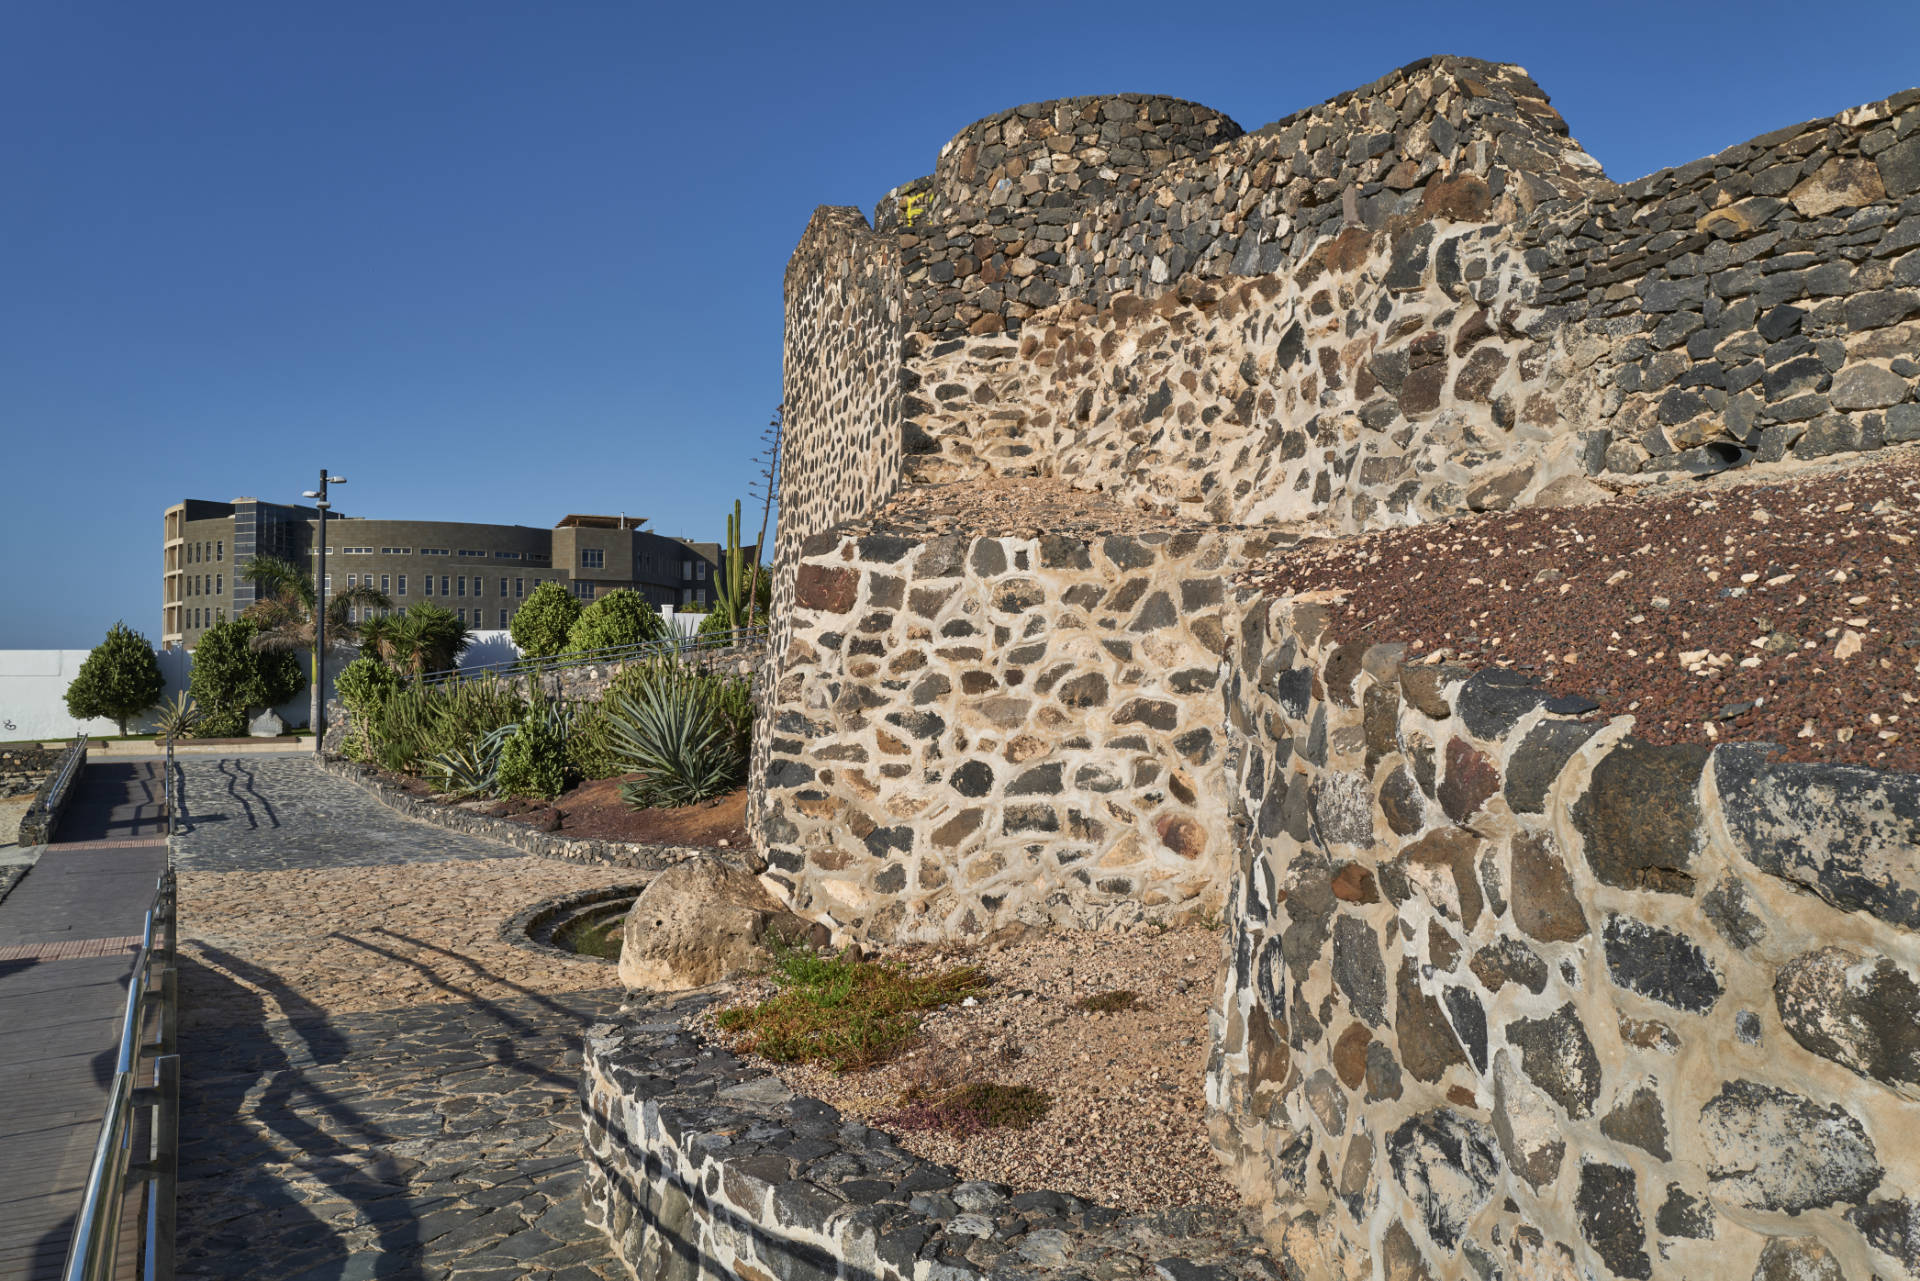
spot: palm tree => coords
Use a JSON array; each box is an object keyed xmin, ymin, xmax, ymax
[
  {"xmin": 241, "ymin": 555, "xmax": 393, "ymax": 691},
  {"xmin": 382, "ymin": 604, "xmax": 471, "ymax": 677}
]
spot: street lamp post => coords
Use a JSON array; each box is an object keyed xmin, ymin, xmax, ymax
[{"xmin": 301, "ymin": 472, "xmax": 346, "ymax": 754}]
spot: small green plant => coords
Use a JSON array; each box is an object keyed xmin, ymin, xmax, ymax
[
  {"xmin": 881, "ymin": 1082, "xmax": 1052, "ymax": 1137},
  {"xmin": 714, "ymin": 945, "xmax": 988, "ymax": 1073},
  {"xmin": 563, "ymin": 700, "xmax": 624, "ymax": 780},
  {"xmin": 496, "ymin": 717, "xmax": 568, "ymax": 799},
  {"xmin": 603, "ymin": 656, "xmax": 753, "ymax": 808},
  {"xmin": 65, "ymin": 622, "xmax": 165, "ymax": 736},
  {"xmin": 1074, "ymin": 990, "xmax": 1139, "ymax": 1013}
]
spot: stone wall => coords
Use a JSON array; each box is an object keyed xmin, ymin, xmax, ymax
[
  {"xmin": 894, "ymin": 70, "xmax": 1920, "ymax": 522},
  {"xmin": 756, "ymin": 522, "xmax": 1287, "ymax": 941},
  {"xmin": 18, "ymin": 738, "xmax": 86, "ymax": 846},
  {"xmin": 1205, "ymin": 592, "xmax": 1920, "ymax": 1281},
  {"xmin": 580, "ymin": 993, "xmax": 1273, "ymax": 1281}
]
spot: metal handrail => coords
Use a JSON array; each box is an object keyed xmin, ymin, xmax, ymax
[
  {"xmin": 417, "ymin": 625, "xmax": 768, "ymax": 686},
  {"xmin": 46, "ymin": 731, "xmax": 89, "ymax": 812},
  {"xmin": 63, "ymin": 864, "xmax": 178, "ymax": 1281},
  {"xmin": 161, "ymin": 731, "xmax": 176, "ymax": 838}
]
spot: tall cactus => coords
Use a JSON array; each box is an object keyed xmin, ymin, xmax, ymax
[{"xmin": 722, "ymin": 500, "xmax": 747, "ymax": 632}]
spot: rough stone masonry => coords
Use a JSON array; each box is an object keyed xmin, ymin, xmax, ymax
[{"xmin": 722, "ymin": 54, "xmax": 1920, "ymax": 1281}]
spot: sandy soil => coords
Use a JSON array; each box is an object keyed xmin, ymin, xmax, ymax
[
  {"xmin": 705, "ymin": 924, "xmax": 1239, "ymax": 1213},
  {"xmin": 178, "ymin": 857, "xmax": 636, "ymax": 1029},
  {"xmin": 486, "ymin": 781, "xmax": 748, "ymax": 846}
]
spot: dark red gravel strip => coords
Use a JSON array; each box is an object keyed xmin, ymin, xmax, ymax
[{"xmin": 1239, "ymin": 453, "xmax": 1920, "ymax": 773}]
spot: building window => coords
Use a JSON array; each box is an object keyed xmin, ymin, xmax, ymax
[
  {"xmin": 682, "ymin": 561, "xmax": 692, "ymax": 580},
  {"xmin": 696, "ymin": 588, "xmax": 706, "ymax": 604},
  {"xmin": 380, "ymin": 546, "xmax": 412, "ymax": 555},
  {"xmin": 422, "ymin": 547, "xmax": 449, "ymax": 556},
  {"xmin": 581, "ymin": 548, "xmax": 605, "ymax": 569},
  {"xmin": 499, "ymin": 577, "xmax": 508, "ymax": 597},
  {"xmin": 347, "ymin": 574, "xmax": 357, "ymax": 589},
  {"xmin": 493, "ymin": 551, "xmax": 521, "ymax": 560},
  {"xmin": 381, "ymin": 574, "xmax": 391, "ymax": 593},
  {"xmin": 441, "ymin": 575, "xmax": 450, "ymax": 596},
  {"xmin": 696, "ymin": 562, "xmax": 707, "ymax": 582},
  {"xmin": 325, "ymin": 574, "xmax": 332, "ymax": 594},
  {"xmin": 457, "ymin": 576, "xmax": 466, "ymax": 597},
  {"xmin": 216, "ymin": 574, "xmax": 222, "ymax": 595},
  {"xmin": 398, "ymin": 574, "xmax": 407, "ymax": 596},
  {"xmin": 217, "ymin": 540, "xmax": 223, "ymax": 561},
  {"xmin": 499, "ymin": 609, "xmax": 508, "ymax": 628},
  {"xmin": 422, "ymin": 575, "xmax": 433, "ymax": 596},
  {"xmin": 514, "ymin": 578, "xmax": 524, "ymax": 599}
]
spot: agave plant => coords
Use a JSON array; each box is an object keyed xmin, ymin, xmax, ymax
[
  {"xmin": 604, "ymin": 658, "xmax": 751, "ymax": 808},
  {"xmin": 429, "ymin": 723, "xmax": 517, "ymax": 797},
  {"xmin": 152, "ymin": 691, "xmax": 202, "ymax": 739}
]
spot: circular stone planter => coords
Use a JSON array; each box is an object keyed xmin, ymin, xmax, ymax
[{"xmin": 502, "ymin": 884, "xmax": 647, "ymax": 965}]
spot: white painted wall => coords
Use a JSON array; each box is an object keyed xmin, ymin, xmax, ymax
[{"xmin": 0, "ymin": 647, "xmax": 345, "ymax": 741}]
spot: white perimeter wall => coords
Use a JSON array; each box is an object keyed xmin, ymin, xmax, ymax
[{"xmin": 0, "ymin": 648, "xmax": 345, "ymax": 741}]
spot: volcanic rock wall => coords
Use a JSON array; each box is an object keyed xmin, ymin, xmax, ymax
[
  {"xmin": 1207, "ymin": 594, "xmax": 1920, "ymax": 1281},
  {"xmin": 758, "ymin": 523, "xmax": 1282, "ymax": 939}
]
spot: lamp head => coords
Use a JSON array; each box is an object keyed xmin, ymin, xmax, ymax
[
  {"xmin": 327, "ymin": 475, "xmax": 347, "ymax": 484},
  {"xmin": 301, "ymin": 490, "xmax": 320, "ymax": 499}
]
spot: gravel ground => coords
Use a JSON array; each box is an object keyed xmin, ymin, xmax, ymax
[
  {"xmin": 179, "ymin": 857, "xmax": 638, "ymax": 1029},
  {"xmin": 864, "ymin": 476, "xmax": 1210, "ymax": 537},
  {"xmin": 1240, "ymin": 450, "xmax": 1920, "ymax": 772},
  {"xmin": 706, "ymin": 925, "xmax": 1238, "ymax": 1214}
]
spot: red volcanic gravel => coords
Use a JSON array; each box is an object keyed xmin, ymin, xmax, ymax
[{"xmin": 1238, "ymin": 452, "xmax": 1920, "ymax": 773}]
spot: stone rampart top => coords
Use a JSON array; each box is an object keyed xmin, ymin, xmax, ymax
[{"xmin": 928, "ymin": 93, "xmax": 1243, "ymax": 218}]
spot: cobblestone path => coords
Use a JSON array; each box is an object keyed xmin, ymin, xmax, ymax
[
  {"xmin": 173, "ymin": 756, "xmax": 522, "ymax": 872},
  {"xmin": 175, "ymin": 755, "xmax": 631, "ymax": 1281}
]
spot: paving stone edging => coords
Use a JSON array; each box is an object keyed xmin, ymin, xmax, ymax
[
  {"xmin": 581, "ymin": 993, "xmax": 1284, "ymax": 1281},
  {"xmin": 18, "ymin": 739, "xmax": 87, "ymax": 846},
  {"xmin": 316, "ymin": 755, "xmax": 708, "ymax": 872}
]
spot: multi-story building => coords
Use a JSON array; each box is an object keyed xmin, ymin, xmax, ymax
[{"xmin": 161, "ymin": 501, "xmax": 757, "ymax": 651}]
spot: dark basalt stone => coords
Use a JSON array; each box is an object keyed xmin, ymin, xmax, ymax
[
  {"xmin": 1700, "ymin": 876, "xmax": 1767, "ymax": 949},
  {"xmin": 1469, "ymin": 937, "xmax": 1548, "ymax": 994},
  {"xmin": 1395, "ymin": 958, "xmax": 1467, "ymax": 1083},
  {"xmin": 1602, "ymin": 915, "xmax": 1724, "ymax": 1014},
  {"xmin": 1442, "ymin": 985, "xmax": 1488, "ymax": 1073},
  {"xmin": 1576, "ymin": 1162, "xmax": 1651, "ymax": 1280},
  {"xmin": 1699, "ymin": 1080, "xmax": 1882, "ymax": 1213},
  {"xmin": 1507, "ymin": 1004, "xmax": 1602, "ymax": 1119},
  {"xmin": 1573, "ymin": 740, "xmax": 1709, "ymax": 895},
  {"xmin": 1847, "ymin": 1198, "xmax": 1920, "ymax": 1274},
  {"xmin": 1438, "ymin": 737, "xmax": 1500, "ymax": 822},
  {"xmin": 1386, "ymin": 1109, "xmax": 1498, "ymax": 1250},
  {"xmin": 1379, "ymin": 765, "xmax": 1426, "ymax": 835},
  {"xmin": 1599, "ymin": 1086, "xmax": 1671, "ymax": 1161},
  {"xmin": 1714, "ymin": 743, "xmax": 1920, "ymax": 930},
  {"xmin": 1456, "ymin": 667, "xmax": 1553, "ymax": 739},
  {"xmin": 1775, "ymin": 946, "xmax": 1920, "ymax": 1090},
  {"xmin": 1504, "ymin": 718, "xmax": 1602, "ymax": 813},
  {"xmin": 1332, "ymin": 915, "xmax": 1388, "ymax": 1027},
  {"xmin": 1655, "ymin": 1184, "xmax": 1714, "ymax": 1240}
]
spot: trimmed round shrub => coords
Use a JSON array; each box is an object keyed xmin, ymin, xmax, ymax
[
  {"xmin": 188, "ymin": 618, "xmax": 304, "ymax": 738},
  {"xmin": 565, "ymin": 588, "xmax": 668, "ymax": 655},
  {"xmin": 509, "ymin": 582, "xmax": 582, "ymax": 660}
]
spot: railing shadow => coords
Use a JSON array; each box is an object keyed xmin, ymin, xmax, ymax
[{"xmin": 177, "ymin": 949, "xmax": 421, "ymax": 1281}]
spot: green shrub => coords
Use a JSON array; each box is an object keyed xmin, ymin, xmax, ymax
[
  {"xmin": 496, "ymin": 717, "xmax": 568, "ymax": 800},
  {"xmin": 565, "ymin": 588, "xmax": 668, "ymax": 655},
  {"xmin": 65, "ymin": 622, "xmax": 165, "ymax": 736},
  {"xmin": 336, "ymin": 656, "xmax": 404, "ymax": 754},
  {"xmin": 602, "ymin": 656, "xmax": 754, "ymax": 808},
  {"xmin": 189, "ymin": 618, "xmax": 305, "ymax": 738},
  {"xmin": 564, "ymin": 700, "xmax": 624, "ymax": 781},
  {"xmin": 509, "ymin": 582, "xmax": 581, "ymax": 661},
  {"xmin": 368, "ymin": 677, "xmax": 524, "ymax": 777}
]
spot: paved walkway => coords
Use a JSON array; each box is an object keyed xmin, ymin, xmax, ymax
[
  {"xmin": 0, "ymin": 765, "xmax": 170, "ymax": 1281},
  {"xmin": 172, "ymin": 756, "xmax": 628, "ymax": 1281}
]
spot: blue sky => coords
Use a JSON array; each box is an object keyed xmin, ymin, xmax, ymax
[{"xmin": 4, "ymin": 1, "xmax": 1917, "ymax": 648}]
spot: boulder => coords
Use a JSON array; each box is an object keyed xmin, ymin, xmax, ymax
[
  {"xmin": 617, "ymin": 859, "xmax": 826, "ymax": 991},
  {"xmin": 248, "ymin": 708, "xmax": 286, "ymax": 738}
]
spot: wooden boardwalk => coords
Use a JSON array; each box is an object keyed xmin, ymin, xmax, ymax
[{"xmin": 0, "ymin": 759, "xmax": 169, "ymax": 1281}]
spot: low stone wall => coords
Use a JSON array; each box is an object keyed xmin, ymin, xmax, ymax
[
  {"xmin": 17, "ymin": 738, "xmax": 87, "ymax": 846},
  {"xmin": 1207, "ymin": 593, "xmax": 1920, "ymax": 1281},
  {"xmin": 754, "ymin": 523, "xmax": 1287, "ymax": 941},
  {"xmin": 318, "ymin": 756, "xmax": 707, "ymax": 872},
  {"xmin": 581, "ymin": 993, "xmax": 1275, "ymax": 1281}
]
